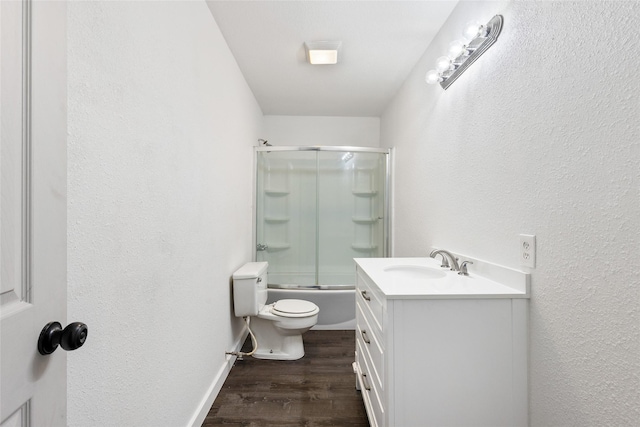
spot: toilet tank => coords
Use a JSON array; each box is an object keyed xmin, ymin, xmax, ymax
[{"xmin": 232, "ymin": 262, "xmax": 268, "ymax": 317}]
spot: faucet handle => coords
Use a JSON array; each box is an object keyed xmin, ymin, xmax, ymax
[{"xmin": 458, "ymin": 261, "xmax": 473, "ymax": 276}]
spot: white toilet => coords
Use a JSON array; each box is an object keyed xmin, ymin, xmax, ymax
[{"xmin": 232, "ymin": 262, "xmax": 319, "ymax": 360}]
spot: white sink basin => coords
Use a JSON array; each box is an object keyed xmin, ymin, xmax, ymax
[
  {"xmin": 354, "ymin": 257, "xmax": 530, "ymax": 299},
  {"xmin": 382, "ymin": 265, "xmax": 447, "ymax": 280}
]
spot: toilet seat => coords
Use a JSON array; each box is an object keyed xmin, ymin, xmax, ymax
[{"xmin": 271, "ymin": 299, "xmax": 319, "ymax": 318}]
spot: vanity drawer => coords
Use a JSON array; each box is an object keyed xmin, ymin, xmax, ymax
[
  {"xmin": 357, "ymin": 340, "xmax": 385, "ymax": 427},
  {"xmin": 356, "ymin": 360, "xmax": 379, "ymax": 427},
  {"xmin": 356, "ymin": 301, "xmax": 384, "ymax": 389},
  {"xmin": 356, "ymin": 292, "xmax": 383, "ymax": 346},
  {"xmin": 356, "ymin": 268, "xmax": 385, "ymax": 333}
]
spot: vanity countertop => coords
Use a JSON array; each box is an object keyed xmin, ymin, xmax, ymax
[{"xmin": 354, "ymin": 257, "xmax": 530, "ymax": 300}]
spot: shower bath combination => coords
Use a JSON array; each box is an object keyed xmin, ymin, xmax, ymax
[{"xmin": 254, "ymin": 146, "xmax": 391, "ymax": 329}]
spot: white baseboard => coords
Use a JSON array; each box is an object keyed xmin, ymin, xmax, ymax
[{"xmin": 187, "ymin": 330, "xmax": 248, "ymax": 427}]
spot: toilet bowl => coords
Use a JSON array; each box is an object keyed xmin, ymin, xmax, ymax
[
  {"xmin": 232, "ymin": 262, "xmax": 319, "ymax": 360},
  {"xmin": 250, "ymin": 299, "xmax": 319, "ymax": 360}
]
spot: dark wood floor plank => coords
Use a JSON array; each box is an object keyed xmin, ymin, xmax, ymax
[{"xmin": 203, "ymin": 330, "xmax": 369, "ymax": 427}]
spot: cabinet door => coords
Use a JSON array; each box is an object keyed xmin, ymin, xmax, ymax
[{"xmin": 391, "ymin": 299, "xmax": 517, "ymax": 427}]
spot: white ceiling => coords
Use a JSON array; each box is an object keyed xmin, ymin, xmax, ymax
[{"xmin": 206, "ymin": 1, "xmax": 458, "ymax": 117}]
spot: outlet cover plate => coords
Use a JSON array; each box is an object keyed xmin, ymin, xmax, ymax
[{"xmin": 519, "ymin": 234, "xmax": 536, "ymax": 268}]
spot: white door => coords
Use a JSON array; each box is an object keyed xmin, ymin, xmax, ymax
[{"xmin": 1, "ymin": 1, "xmax": 70, "ymax": 425}]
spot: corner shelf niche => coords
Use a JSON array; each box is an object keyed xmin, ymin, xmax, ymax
[
  {"xmin": 352, "ymin": 216, "xmax": 379, "ymax": 224},
  {"xmin": 264, "ymin": 216, "xmax": 290, "ymax": 223},
  {"xmin": 262, "ymin": 181, "xmax": 290, "ymax": 254},
  {"xmin": 352, "ymin": 190, "xmax": 378, "ymax": 197},
  {"xmin": 264, "ymin": 188, "xmax": 290, "ymax": 197},
  {"xmin": 265, "ymin": 243, "xmax": 291, "ymax": 252}
]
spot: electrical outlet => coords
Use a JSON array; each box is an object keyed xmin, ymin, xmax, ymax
[{"xmin": 519, "ymin": 234, "xmax": 536, "ymax": 268}]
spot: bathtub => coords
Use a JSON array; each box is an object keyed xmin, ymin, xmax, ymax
[{"xmin": 266, "ymin": 288, "xmax": 355, "ymax": 330}]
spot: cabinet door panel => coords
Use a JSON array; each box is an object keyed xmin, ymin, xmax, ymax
[{"xmin": 393, "ymin": 299, "xmax": 515, "ymax": 427}]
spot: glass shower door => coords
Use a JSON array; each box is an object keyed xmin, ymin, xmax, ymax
[
  {"xmin": 317, "ymin": 151, "xmax": 386, "ymax": 288},
  {"xmin": 256, "ymin": 147, "xmax": 388, "ymax": 289},
  {"xmin": 256, "ymin": 151, "xmax": 317, "ymax": 287}
]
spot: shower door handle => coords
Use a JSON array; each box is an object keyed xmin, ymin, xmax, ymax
[{"xmin": 256, "ymin": 243, "xmax": 268, "ymax": 251}]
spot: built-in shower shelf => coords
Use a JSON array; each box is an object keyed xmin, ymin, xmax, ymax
[
  {"xmin": 351, "ymin": 244, "xmax": 378, "ymax": 251},
  {"xmin": 264, "ymin": 216, "xmax": 290, "ymax": 223},
  {"xmin": 352, "ymin": 216, "xmax": 379, "ymax": 224},
  {"xmin": 264, "ymin": 189, "xmax": 290, "ymax": 196},
  {"xmin": 265, "ymin": 243, "xmax": 291, "ymax": 251},
  {"xmin": 352, "ymin": 190, "xmax": 378, "ymax": 197}
]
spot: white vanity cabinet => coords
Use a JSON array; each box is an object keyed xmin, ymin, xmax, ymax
[{"xmin": 354, "ymin": 258, "xmax": 529, "ymax": 427}]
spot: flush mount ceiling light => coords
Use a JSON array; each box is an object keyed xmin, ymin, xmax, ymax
[
  {"xmin": 425, "ymin": 15, "xmax": 503, "ymax": 89},
  {"xmin": 304, "ymin": 41, "xmax": 341, "ymax": 65}
]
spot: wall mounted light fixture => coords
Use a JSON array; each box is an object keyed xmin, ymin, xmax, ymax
[{"xmin": 425, "ymin": 15, "xmax": 503, "ymax": 90}]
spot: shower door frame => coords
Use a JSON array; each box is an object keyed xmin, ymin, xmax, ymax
[{"xmin": 252, "ymin": 146, "xmax": 392, "ymax": 289}]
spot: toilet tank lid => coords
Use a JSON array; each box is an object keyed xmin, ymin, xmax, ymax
[{"xmin": 233, "ymin": 262, "xmax": 268, "ymax": 279}]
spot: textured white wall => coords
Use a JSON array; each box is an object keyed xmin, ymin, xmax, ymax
[
  {"xmin": 67, "ymin": 2, "xmax": 262, "ymax": 426},
  {"xmin": 263, "ymin": 115, "xmax": 380, "ymax": 147},
  {"xmin": 381, "ymin": 1, "xmax": 639, "ymax": 426}
]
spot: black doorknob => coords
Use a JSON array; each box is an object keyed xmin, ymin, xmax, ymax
[{"xmin": 38, "ymin": 321, "xmax": 88, "ymax": 355}]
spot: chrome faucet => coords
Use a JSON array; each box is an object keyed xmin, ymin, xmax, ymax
[
  {"xmin": 430, "ymin": 250, "xmax": 450, "ymax": 269},
  {"xmin": 429, "ymin": 249, "xmax": 460, "ymax": 271}
]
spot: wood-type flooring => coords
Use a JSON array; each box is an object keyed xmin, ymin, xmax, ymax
[{"xmin": 203, "ymin": 330, "xmax": 369, "ymax": 427}]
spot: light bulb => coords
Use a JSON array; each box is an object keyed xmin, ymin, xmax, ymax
[
  {"xmin": 425, "ymin": 70, "xmax": 441, "ymax": 85},
  {"xmin": 462, "ymin": 21, "xmax": 482, "ymax": 41},
  {"xmin": 447, "ymin": 40, "xmax": 467, "ymax": 60},
  {"xmin": 435, "ymin": 56, "xmax": 452, "ymax": 73}
]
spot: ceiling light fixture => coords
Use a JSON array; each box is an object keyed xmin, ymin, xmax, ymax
[
  {"xmin": 425, "ymin": 15, "xmax": 503, "ymax": 89},
  {"xmin": 304, "ymin": 41, "xmax": 341, "ymax": 65}
]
